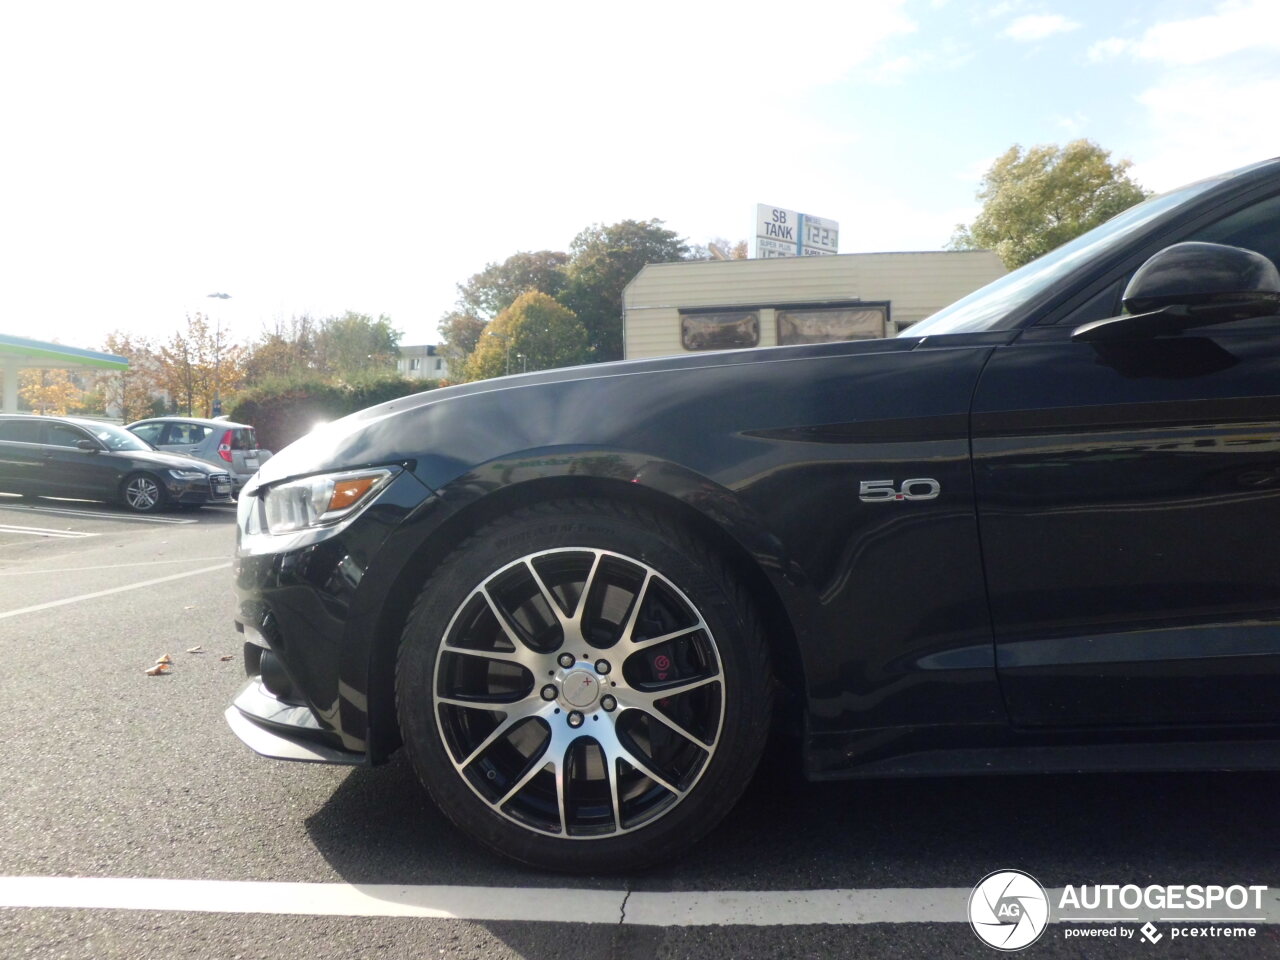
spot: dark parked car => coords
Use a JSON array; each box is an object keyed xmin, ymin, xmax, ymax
[
  {"xmin": 126, "ymin": 416, "xmax": 271, "ymax": 493},
  {"xmin": 0, "ymin": 416, "xmax": 233, "ymax": 512},
  {"xmin": 227, "ymin": 158, "xmax": 1280, "ymax": 872}
]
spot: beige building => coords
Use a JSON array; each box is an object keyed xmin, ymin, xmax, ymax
[{"xmin": 622, "ymin": 250, "xmax": 1005, "ymax": 360}]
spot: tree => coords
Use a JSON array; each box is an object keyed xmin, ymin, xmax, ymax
[
  {"xmin": 244, "ymin": 316, "xmax": 319, "ymax": 384},
  {"xmin": 156, "ymin": 313, "xmax": 246, "ymax": 417},
  {"xmin": 560, "ymin": 219, "xmax": 689, "ymax": 361},
  {"xmin": 464, "ymin": 291, "xmax": 589, "ymax": 381},
  {"xmin": 437, "ymin": 309, "xmax": 488, "ymax": 373},
  {"xmin": 312, "ymin": 311, "xmax": 400, "ymax": 380},
  {"xmin": 948, "ymin": 139, "xmax": 1151, "ymax": 269},
  {"xmin": 458, "ymin": 250, "xmax": 570, "ymax": 318},
  {"xmin": 101, "ymin": 332, "xmax": 160, "ymax": 423},
  {"xmin": 19, "ymin": 368, "xmax": 81, "ymax": 415},
  {"xmin": 688, "ymin": 237, "xmax": 749, "ymax": 260}
]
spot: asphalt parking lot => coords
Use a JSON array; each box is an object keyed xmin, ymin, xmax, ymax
[{"xmin": 0, "ymin": 495, "xmax": 1278, "ymax": 959}]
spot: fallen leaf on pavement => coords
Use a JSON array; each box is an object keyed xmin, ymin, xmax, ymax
[
  {"xmin": 155, "ymin": 654, "xmax": 173, "ymax": 665},
  {"xmin": 219, "ymin": 655, "xmax": 234, "ymax": 662},
  {"xmin": 187, "ymin": 645, "xmax": 203, "ymax": 654},
  {"xmin": 144, "ymin": 663, "xmax": 169, "ymax": 676}
]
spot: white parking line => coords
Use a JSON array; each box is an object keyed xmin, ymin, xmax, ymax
[
  {"xmin": 0, "ymin": 878, "xmax": 1275, "ymax": 926},
  {"xmin": 0, "ymin": 877, "xmax": 968, "ymax": 924},
  {"xmin": 0, "ymin": 562, "xmax": 231, "ymax": 621},
  {"xmin": 0, "ymin": 503, "xmax": 197, "ymax": 525},
  {"xmin": 0, "ymin": 524, "xmax": 97, "ymax": 539},
  {"xmin": 0, "ymin": 557, "xmax": 228, "ymax": 576}
]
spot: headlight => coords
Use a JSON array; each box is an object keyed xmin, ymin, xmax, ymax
[
  {"xmin": 168, "ymin": 469, "xmax": 206, "ymax": 480},
  {"xmin": 261, "ymin": 467, "xmax": 395, "ymax": 534}
]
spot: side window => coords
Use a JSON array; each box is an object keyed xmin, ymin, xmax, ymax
[
  {"xmin": 1187, "ymin": 192, "xmax": 1280, "ymax": 270},
  {"xmin": 777, "ymin": 305, "xmax": 887, "ymax": 345},
  {"xmin": 130, "ymin": 423, "xmax": 164, "ymax": 444},
  {"xmin": 0, "ymin": 420, "xmax": 41, "ymax": 443},
  {"xmin": 46, "ymin": 424, "xmax": 90, "ymax": 448},
  {"xmin": 164, "ymin": 423, "xmax": 212, "ymax": 445},
  {"xmin": 680, "ymin": 311, "xmax": 760, "ymax": 350}
]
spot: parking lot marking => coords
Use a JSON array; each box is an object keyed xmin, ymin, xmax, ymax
[
  {"xmin": 0, "ymin": 562, "xmax": 231, "ymax": 621},
  {"xmin": 0, "ymin": 503, "xmax": 198, "ymax": 525},
  {"xmin": 0, "ymin": 557, "xmax": 229, "ymax": 576},
  {"xmin": 0, "ymin": 878, "xmax": 1276, "ymax": 925},
  {"xmin": 0, "ymin": 523, "xmax": 97, "ymax": 539}
]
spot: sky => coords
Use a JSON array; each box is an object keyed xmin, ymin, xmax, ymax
[{"xmin": 2, "ymin": 0, "xmax": 1278, "ymax": 352}]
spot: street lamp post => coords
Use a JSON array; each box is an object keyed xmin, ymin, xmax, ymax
[{"xmin": 207, "ymin": 292, "xmax": 230, "ymax": 416}]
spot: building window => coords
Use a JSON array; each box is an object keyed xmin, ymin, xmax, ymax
[
  {"xmin": 409, "ymin": 358, "xmax": 421, "ymax": 371},
  {"xmin": 680, "ymin": 311, "xmax": 759, "ymax": 351},
  {"xmin": 776, "ymin": 305, "xmax": 887, "ymax": 345}
]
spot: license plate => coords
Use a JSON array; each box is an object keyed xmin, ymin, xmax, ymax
[
  {"xmin": 214, "ymin": 483, "xmax": 231, "ymax": 495},
  {"xmin": 244, "ymin": 458, "xmax": 259, "ymax": 469}
]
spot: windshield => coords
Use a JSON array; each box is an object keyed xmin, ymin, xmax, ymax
[
  {"xmin": 85, "ymin": 422, "xmax": 153, "ymax": 452},
  {"xmin": 904, "ymin": 179, "xmax": 1223, "ymax": 337}
]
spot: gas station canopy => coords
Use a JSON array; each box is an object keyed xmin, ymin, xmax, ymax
[{"xmin": 0, "ymin": 333, "xmax": 129, "ymax": 414}]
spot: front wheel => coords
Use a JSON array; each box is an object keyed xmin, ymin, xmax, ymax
[
  {"xmin": 395, "ymin": 500, "xmax": 773, "ymax": 872},
  {"xmin": 120, "ymin": 473, "xmax": 166, "ymax": 513}
]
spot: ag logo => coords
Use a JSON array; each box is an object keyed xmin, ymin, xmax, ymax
[{"xmin": 968, "ymin": 870, "xmax": 1049, "ymax": 951}]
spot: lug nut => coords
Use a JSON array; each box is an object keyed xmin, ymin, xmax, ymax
[
  {"xmin": 601, "ymin": 695, "xmax": 617, "ymax": 712},
  {"xmin": 557, "ymin": 653, "xmax": 575, "ymax": 668},
  {"xmin": 567, "ymin": 711, "xmax": 584, "ymax": 728},
  {"xmin": 540, "ymin": 684, "xmax": 557, "ymax": 701},
  {"xmin": 594, "ymin": 659, "xmax": 611, "ymax": 675}
]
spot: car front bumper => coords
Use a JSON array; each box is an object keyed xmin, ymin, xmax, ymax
[
  {"xmin": 223, "ymin": 467, "xmax": 437, "ymax": 765},
  {"xmin": 166, "ymin": 473, "xmax": 234, "ymax": 505}
]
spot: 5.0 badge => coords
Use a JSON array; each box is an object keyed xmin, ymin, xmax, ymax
[{"xmin": 858, "ymin": 478, "xmax": 941, "ymax": 502}]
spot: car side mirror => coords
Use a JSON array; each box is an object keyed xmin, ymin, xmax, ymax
[
  {"xmin": 75, "ymin": 439, "xmax": 98, "ymax": 452},
  {"xmin": 1072, "ymin": 242, "xmax": 1280, "ymax": 342}
]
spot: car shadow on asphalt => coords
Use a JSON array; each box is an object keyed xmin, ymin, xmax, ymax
[{"xmin": 303, "ymin": 739, "xmax": 1280, "ymax": 892}]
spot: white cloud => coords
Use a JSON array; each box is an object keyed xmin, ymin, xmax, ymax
[
  {"xmin": 1088, "ymin": 1, "xmax": 1280, "ymax": 65},
  {"xmin": 1054, "ymin": 111, "xmax": 1089, "ymax": 135},
  {"xmin": 1086, "ymin": 37, "xmax": 1130, "ymax": 61},
  {"xmin": 1128, "ymin": 0, "xmax": 1280, "ymax": 65},
  {"xmin": 1130, "ymin": 72, "xmax": 1280, "ymax": 190},
  {"xmin": 1002, "ymin": 13, "xmax": 1079, "ymax": 41}
]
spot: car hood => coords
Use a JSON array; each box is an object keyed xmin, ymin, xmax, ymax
[
  {"xmin": 252, "ymin": 338, "xmax": 923, "ymax": 492},
  {"xmin": 117, "ymin": 448, "xmax": 225, "ymax": 473}
]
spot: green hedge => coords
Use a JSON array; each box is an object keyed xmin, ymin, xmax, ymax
[{"xmin": 228, "ymin": 376, "xmax": 436, "ymax": 453}]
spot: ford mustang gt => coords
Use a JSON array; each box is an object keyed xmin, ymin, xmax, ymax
[{"xmin": 227, "ymin": 158, "xmax": 1280, "ymax": 871}]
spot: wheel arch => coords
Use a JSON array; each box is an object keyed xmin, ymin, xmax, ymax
[{"xmin": 364, "ymin": 468, "xmax": 810, "ymax": 763}]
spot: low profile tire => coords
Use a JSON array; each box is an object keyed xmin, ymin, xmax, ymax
[
  {"xmin": 396, "ymin": 499, "xmax": 773, "ymax": 872},
  {"xmin": 121, "ymin": 472, "xmax": 166, "ymax": 513}
]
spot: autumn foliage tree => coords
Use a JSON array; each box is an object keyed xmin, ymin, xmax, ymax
[
  {"xmin": 100, "ymin": 332, "xmax": 160, "ymax": 422},
  {"xmin": 19, "ymin": 369, "xmax": 81, "ymax": 415},
  {"xmin": 949, "ymin": 139, "xmax": 1150, "ymax": 269},
  {"xmin": 156, "ymin": 313, "xmax": 246, "ymax": 417},
  {"xmin": 464, "ymin": 291, "xmax": 589, "ymax": 381}
]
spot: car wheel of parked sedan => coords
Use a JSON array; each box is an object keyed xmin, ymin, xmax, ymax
[
  {"xmin": 395, "ymin": 499, "xmax": 773, "ymax": 872},
  {"xmin": 121, "ymin": 472, "xmax": 166, "ymax": 513}
]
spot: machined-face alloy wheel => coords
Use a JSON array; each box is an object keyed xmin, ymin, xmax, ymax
[
  {"xmin": 433, "ymin": 547, "xmax": 724, "ymax": 839},
  {"xmin": 123, "ymin": 474, "xmax": 163, "ymax": 513},
  {"xmin": 395, "ymin": 502, "xmax": 772, "ymax": 871}
]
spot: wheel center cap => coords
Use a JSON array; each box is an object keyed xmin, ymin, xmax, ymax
[{"xmin": 561, "ymin": 670, "xmax": 599, "ymax": 708}]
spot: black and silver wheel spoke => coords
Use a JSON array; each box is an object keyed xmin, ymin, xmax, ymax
[{"xmin": 433, "ymin": 547, "xmax": 726, "ymax": 838}]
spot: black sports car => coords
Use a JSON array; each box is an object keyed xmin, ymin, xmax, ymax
[
  {"xmin": 227, "ymin": 158, "xmax": 1280, "ymax": 871},
  {"xmin": 0, "ymin": 416, "xmax": 233, "ymax": 511}
]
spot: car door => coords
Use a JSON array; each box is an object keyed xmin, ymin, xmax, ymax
[
  {"xmin": 0, "ymin": 418, "xmax": 45, "ymax": 493},
  {"xmin": 42, "ymin": 422, "xmax": 118, "ymax": 497},
  {"xmin": 972, "ymin": 191, "xmax": 1280, "ymax": 728}
]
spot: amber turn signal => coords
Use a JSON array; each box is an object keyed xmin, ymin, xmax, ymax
[{"xmin": 327, "ymin": 476, "xmax": 378, "ymax": 512}]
